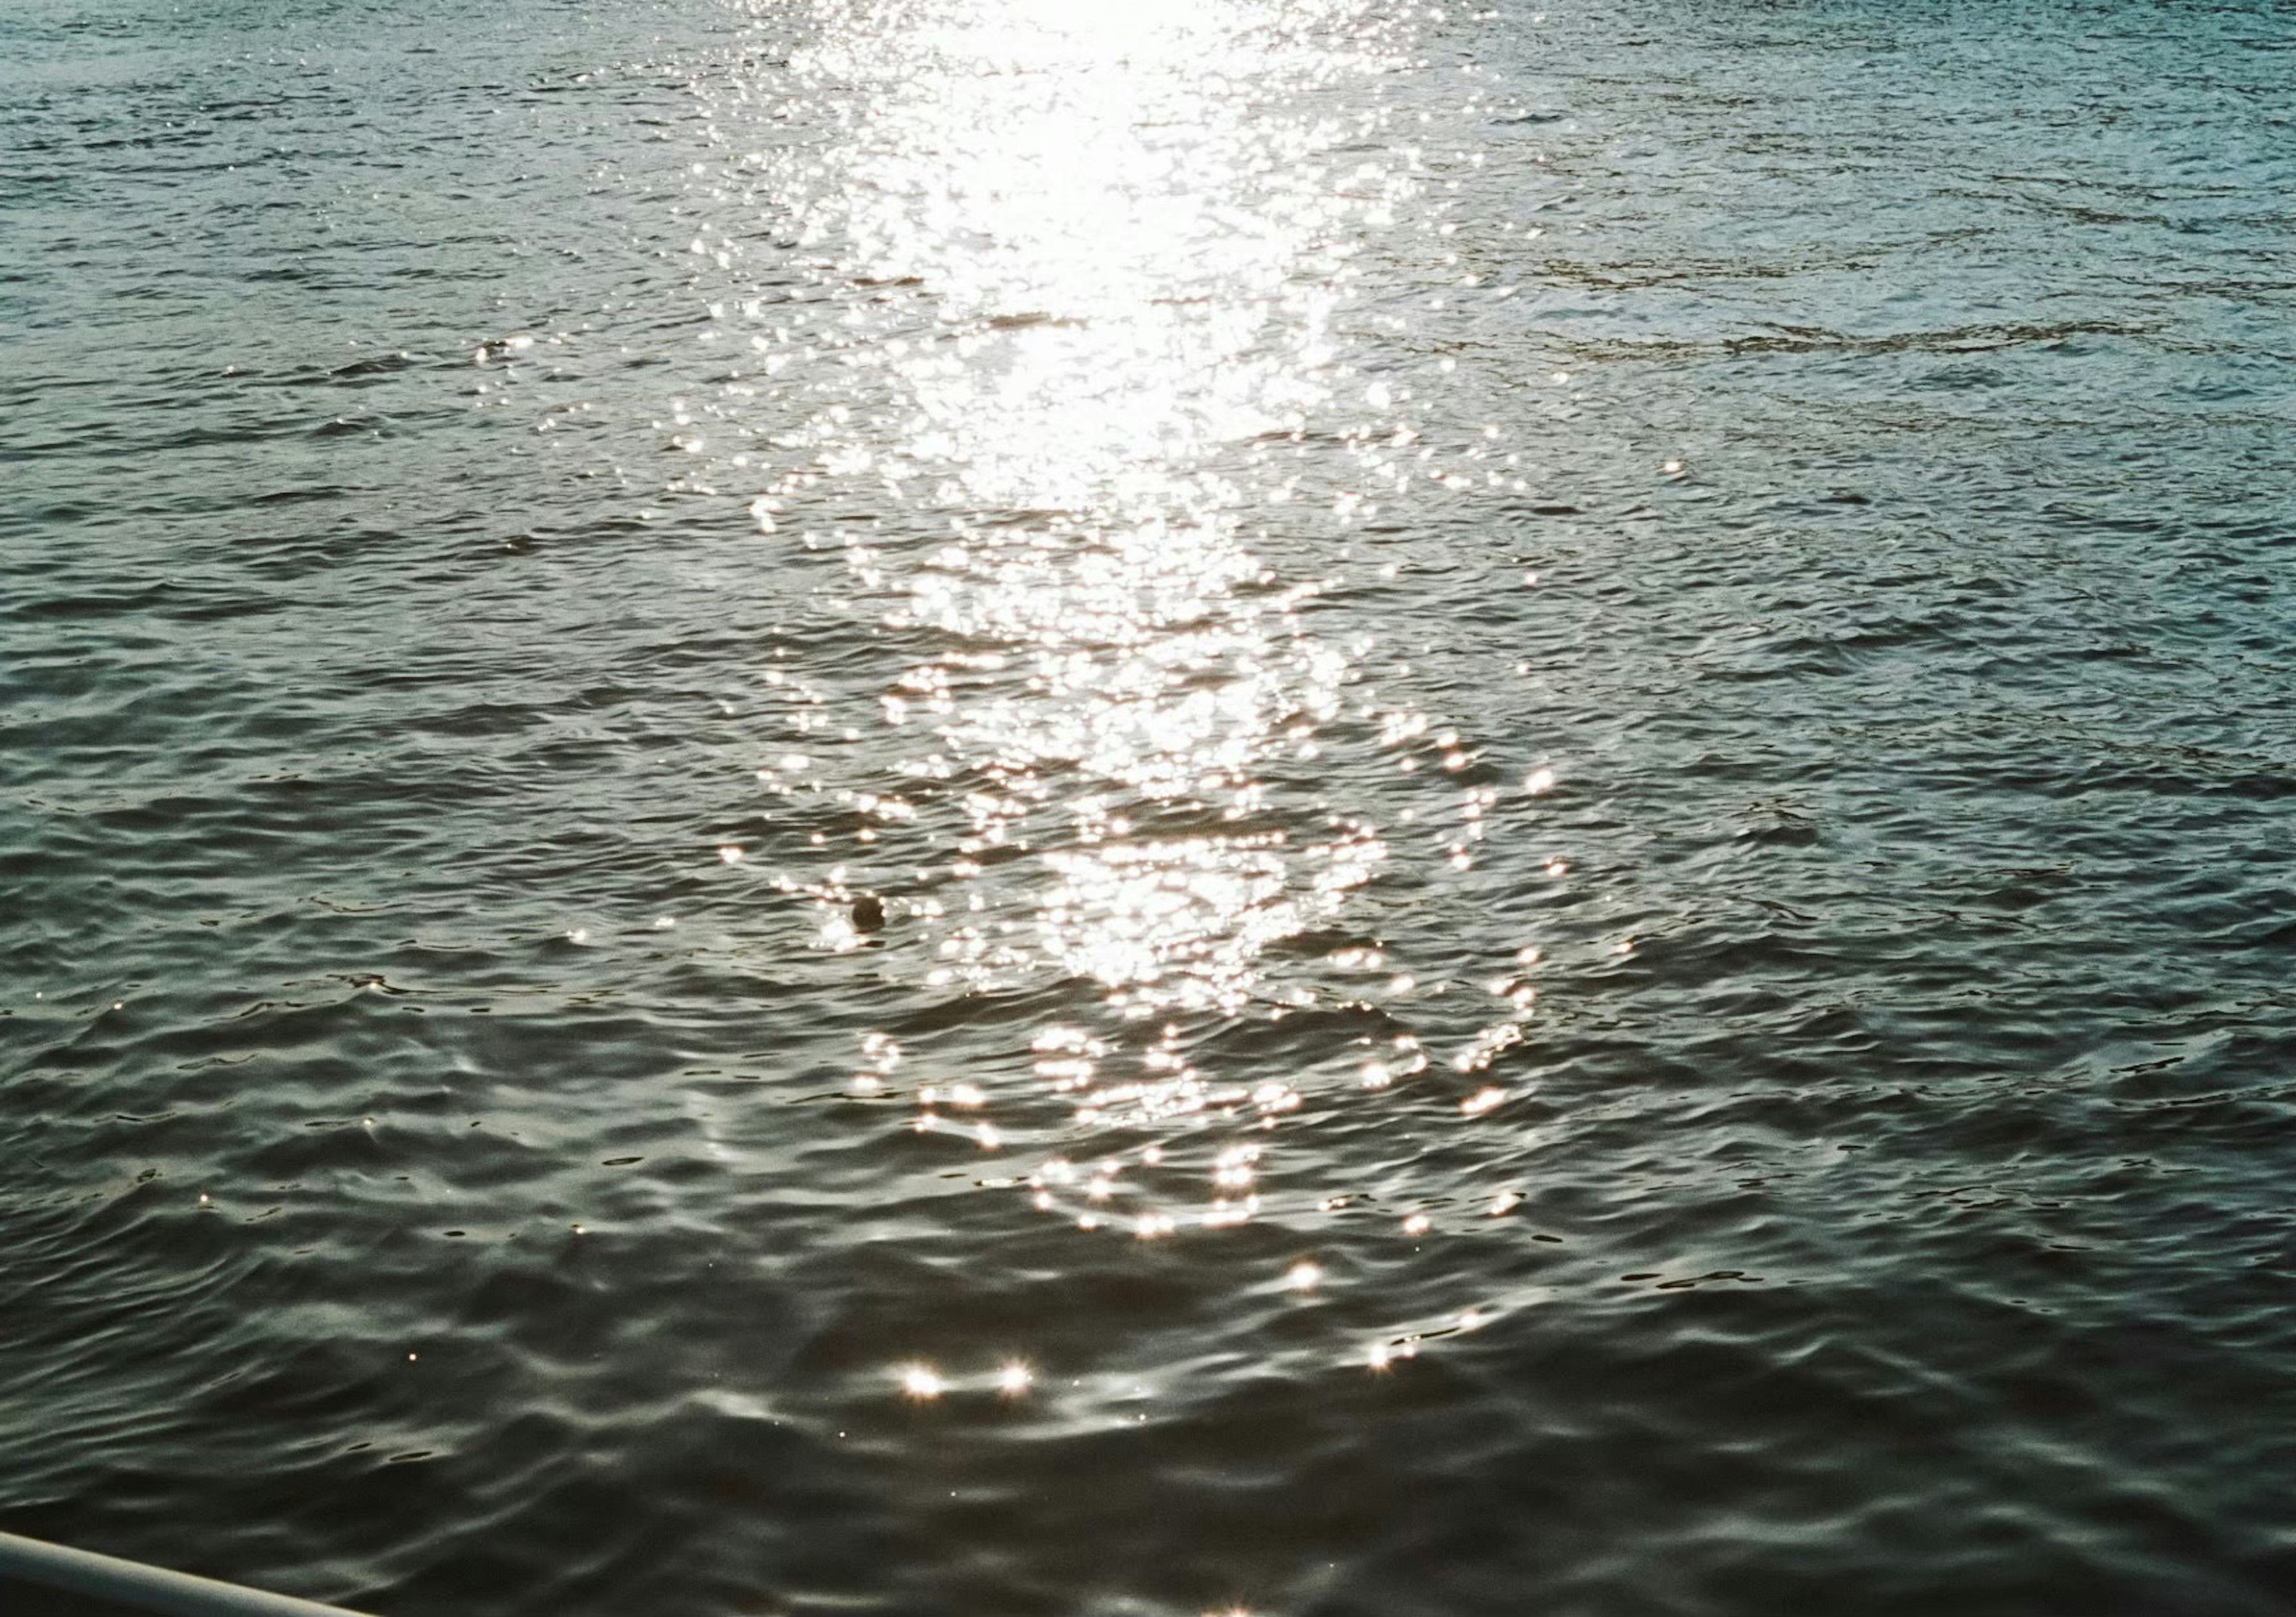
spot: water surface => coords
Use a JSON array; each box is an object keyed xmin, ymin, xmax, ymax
[{"xmin": 5, "ymin": 0, "xmax": 2296, "ymax": 1613}]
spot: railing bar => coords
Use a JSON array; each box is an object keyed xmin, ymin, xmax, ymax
[{"xmin": 0, "ymin": 1529, "xmax": 369, "ymax": 1617}]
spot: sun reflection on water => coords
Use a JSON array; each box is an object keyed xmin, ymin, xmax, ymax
[
  {"xmin": 689, "ymin": 0, "xmax": 1561, "ymax": 1405},
  {"xmin": 780, "ymin": 0, "xmax": 1427, "ymax": 1054}
]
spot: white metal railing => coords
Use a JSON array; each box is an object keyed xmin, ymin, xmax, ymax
[{"xmin": 0, "ymin": 1529, "xmax": 368, "ymax": 1617}]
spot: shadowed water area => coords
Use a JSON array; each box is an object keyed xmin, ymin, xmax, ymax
[{"xmin": 5, "ymin": 0, "xmax": 2296, "ymax": 1612}]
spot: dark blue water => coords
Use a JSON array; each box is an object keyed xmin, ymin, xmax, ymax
[{"xmin": 6, "ymin": 1, "xmax": 2296, "ymax": 1613}]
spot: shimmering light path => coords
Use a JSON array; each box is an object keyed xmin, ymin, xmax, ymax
[
  {"xmin": 5, "ymin": 0, "xmax": 2296, "ymax": 1613},
  {"xmin": 665, "ymin": 0, "xmax": 1562, "ymax": 1301}
]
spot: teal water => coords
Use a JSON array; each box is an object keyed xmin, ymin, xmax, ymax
[{"xmin": 5, "ymin": 1, "xmax": 2296, "ymax": 1613}]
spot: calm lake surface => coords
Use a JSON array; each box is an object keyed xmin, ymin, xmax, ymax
[{"xmin": 5, "ymin": 0, "xmax": 2296, "ymax": 1613}]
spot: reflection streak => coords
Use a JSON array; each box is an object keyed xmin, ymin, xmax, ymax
[{"xmin": 702, "ymin": 0, "xmax": 1549, "ymax": 1370}]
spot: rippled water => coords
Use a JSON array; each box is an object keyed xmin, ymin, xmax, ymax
[{"xmin": 6, "ymin": 0, "xmax": 2296, "ymax": 1612}]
